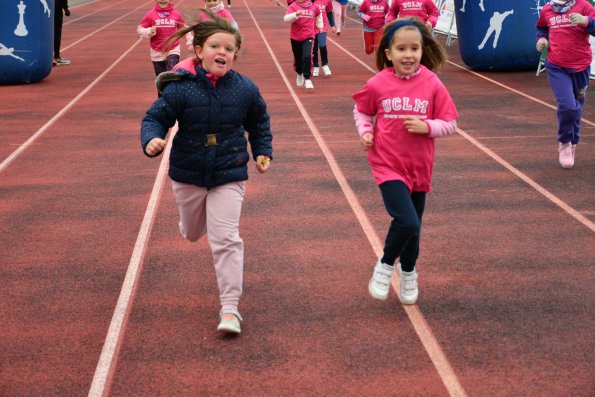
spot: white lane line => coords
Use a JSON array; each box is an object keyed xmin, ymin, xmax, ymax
[
  {"xmin": 243, "ymin": 2, "xmax": 468, "ymax": 396},
  {"xmin": 65, "ymin": 0, "xmax": 136, "ymax": 26},
  {"xmin": 446, "ymin": 61, "xmax": 595, "ymax": 127},
  {"xmin": 63, "ymin": 1, "xmax": 153, "ymax": 52},
  {"xmin": 456, "ymin": 127, "xmax": 595, "ymax": 232},
  {"xmin": 88, "ymin": 126, "xmax": 176, "ymax": 397},
  {"xmin": 0, "ymin": 39, "xmax": 143, "ymax": 175}
]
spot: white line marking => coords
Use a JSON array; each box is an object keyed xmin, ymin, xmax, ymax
[
  {"xmin": 88, "ymin": 126, "xmax": 176, "ymax": 397},
  {"xmin": 243, "ymin": 2, "xmax": 467, "ymax": 396},
  {"xmin": 455, "ymin": 127, "xmax": 595, "ymax": 232},
  {"xmin": 0, "ymin": 39, "xmax": 143, "ymax": 175}
]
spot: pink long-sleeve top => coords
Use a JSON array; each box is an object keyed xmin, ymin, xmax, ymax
[
  {"xmin": 358, "ymin": 0, "xmax": 390, "ymax": 31},
  {"xmin": 536, "ymin": 0, "xmax": 595, "ymax": 71},
  {"xmin": 352, "ymin": 66, "xmax": 458, "ymax": 192},
  {"xmin": 385, "ymin": 0, "xmax": 440, "ymax": 27}
]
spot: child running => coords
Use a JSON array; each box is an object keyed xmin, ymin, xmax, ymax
[
  {"xmin": 312, "ymin": 0, "xmax": 336, "ymax": 77},
  {"xmin": 284, "ymin": 0, "xmax": 323, "ymax": 89},
  {"xmin": 352, "ymin": 18, "xmax": 458, "ymax": 304},
  {"xmin": 137, "ymin": 0, "xmax": 187, "ymax": 77},
  {"xmin": 140, "ymin": 12, "xmax": 273, "ymax": 334},
  {"xmin": 357, "ymin": 0, "xmax": 389, "ymax": 55},
  {"xmin": 385, "ymin": 0, "xmax": 439, "ymax": 31},
  {"xmin": 536, "ymin": 0, "xmax": 595, "ymax": 169}
]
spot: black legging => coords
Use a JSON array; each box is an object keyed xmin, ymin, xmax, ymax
[
  {"xmin": 379, "ymin": 180, "xmax": 426, "ymax": 272},
  {"xmin": 152, "ymin": 54, "xmax": 181, "ymax": 77},
  {"xmin": 53, "ymin": 8, "xmax": 64, "ymax": 58},
  {"xmin": 290, "ymin": 38, "xmax": 313, "ymax": 79}
]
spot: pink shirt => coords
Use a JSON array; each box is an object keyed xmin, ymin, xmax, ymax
[
  {"xmin": 315, "ymin": 0, "xmax": 334, "ymax": 33},
  {"xmin": 286, "ymin": 1, "xmax": 322, "ymax": 41},
  {"xmin": 358, "ymin": 0, "xmax": 389, "ymax": 30},
  {"xmin": 138, "ymin": 2, "xmax": 185, "ymax": 52},
  {"xmin": 385, "ymin": 0, "xmax": 439, "ymax": 27},
  {"xmin": 536, "ymin": 0, "xmax": 595, "ymax": 70},
  {"xmin": 352, "ymin": 66, "xmax": 458, "ymax": 191}
]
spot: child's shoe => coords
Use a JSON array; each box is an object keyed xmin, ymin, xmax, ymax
[
  {"xmin": 296, "ymin": 73, "xmax": 305, "ymax": 87},
  {"xmin": 312, "ymin": 67, "xmax": 319, "ymax": 77},
  {"xmin": 571, "ymin": 144, "xmax": 576, "ymax": 161},
  {"xmin": 558, "ymin": 142, "xmax": 574, "ymax": 169},
  {"xmin": 398, "ymin": 264, "xmax": 418, "ymax": 304},
  {"xmin": 304, "ymin": 79, "xmax": 314, "ymax": 89},
  {"xmin": 53, "ymin": 57, "xmax": 71, "ymax": 66},
  {"xmin": 368, "ymin": 260, "xmax": 394, "ymax": 300},
  {"xmin": 322, "ymin": 65, "xmax": 331, "ymax": 76},
  {"xmin": 217, "ymin": 309, "xmax": 242, "ymax": 334}
]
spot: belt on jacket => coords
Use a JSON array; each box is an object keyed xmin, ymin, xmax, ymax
[{"xmin": 205, "ymin": 133, "xmax": 218, "ymax": 146}]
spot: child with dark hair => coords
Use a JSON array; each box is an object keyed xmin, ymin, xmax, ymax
[{"xmin": 353, "ymin": 18, "xmax": 458, "ymax": 304}]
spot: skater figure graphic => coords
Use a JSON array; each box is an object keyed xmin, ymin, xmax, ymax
[{"xmin": 478, "ymin": 9, "xmax": 514, "ymax": 49}]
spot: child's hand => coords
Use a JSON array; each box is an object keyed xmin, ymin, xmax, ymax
[
  {"xmin": 362, "ymin": 14, "xmax": 371, "ymax": 22},
  {"xmin": 331, "ymin": 26, "xmax": 336, "ymax": 33},
  {"xmin": 425, "ymin": 22, "xmax": 433, "ymax": 31},
  {"xmin": 146, "ymin": 137, "xmax": 166, "ymax": 156},
  {"xmin": 150, "ymin": 26, "xmax": 157, "ymax": 35},
  {"xmin": 360, "ymin": 132, "xmax": 374, "ymax": 151},
  {"xmin": 536, "ymin": 38, "xmax": 548, "ymax": 52},
  {"xmin": 296, "ymin": 10, "xmax": 303, "ymax": 16},
  {"xmin": 403, "ymin": 116, "xmax": 428, "ymax": 134},
  {"xmin": 569, "ymin": 13, "xmax": 588, "ymax": 26},
  {"xmin": 255, "ymin": 155, "xmax": 271, "ymax": 174}
]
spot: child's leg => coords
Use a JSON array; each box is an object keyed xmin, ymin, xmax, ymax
[
  {"xmin": 398, "ymin": 191, "xmax": 426, "ymax": 272},
  {"xmin": 317, "ymin": 32, "xmax": 328, "ymax": 65},
  {"xmin": 546, "ymin": 64, "xmax": 588, "ymax": 144},
  {"xmin": 206, "ymin": 181, "xmax": 246, "ymax": 308},
  {"xmin": 165, "ymin": 54, "xmax": 180, "ymax": 72},
  {"xmin": 171, "ymin": 181, "xmax": 208, "ymax": 242},
  {"xmin": 570, "ymin": 69, "xmax": 589, "ymax": 145},
  {"xmin": 333, "ymin": 1, "xmax": 343, "ymax": 33},
  {"xmin": 373, "ymin": 28, "xmax": 383, "ymax": 53},
  {"xmin": 378, "ymin": 180, "xmax": 426, "ymax": 270},
  {"xmin": 363, "ymin": 31, "xmax": 375, "ymax": 54},
  {"xmin": 291, "ymin": 39, "xmax": 303, "ymax": 75},
  {"xmin": 152, "ymin": 60, "xmax": 168, "ymax": 77},
  {"xmin": 313, "ymin": 34, "xmax": 320, "ymax": 67},
  {"xmin": 300, "ymin": 39, "xmax": 314, "ymax": 79}
]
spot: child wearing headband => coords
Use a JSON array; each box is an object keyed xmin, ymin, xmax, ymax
[
  {"xmin": 536, "ymin": 0, "xmax": 595, "ymax": 169},
  {"xmin": 353, "ymin": 18, "xmax": 458, "ymax": 304}
]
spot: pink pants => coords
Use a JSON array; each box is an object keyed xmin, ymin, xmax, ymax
[
  {"xmin": 172, "ymin": 180, "xmax": 246, "ymax": 307},
  {"xmin": 333, "ymin": 1, "xmax": 348, "ymax": 33}
]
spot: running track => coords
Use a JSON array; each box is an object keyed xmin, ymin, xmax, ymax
[{"xmin": 0, "ymin": 0, "xmax": 593, "ymax": 395}]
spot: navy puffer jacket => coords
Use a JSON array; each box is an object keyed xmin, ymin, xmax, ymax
[{"xmin": 141, "ymin": 67, "xmax": 273, "ymax": 189}]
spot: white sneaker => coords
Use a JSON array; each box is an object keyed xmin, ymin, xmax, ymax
[
  {"xmin": 304, "ymin": 79, "xmax": 314, "ymax": 89},
  {"xmin": 571, "ymin": 144, "xmax": 576, "ymax": 160},
  {"xmin": 322, "ymin": 65, "xmax": 331, "ymax": 76},
  {"xmin": 312, "ymin": 67, "xmax": 319, "ymax": 77},
  {"xmin": 558, "ymin": 142, "xmax": 574, "ymax": 169},
  {"xmin": 398, "ymin": 264, "xmax": 418, "ymax": 304},
  {"xmin": 296, "ymin": 73, "xmax": 304, "ymax": 87},
  {"xmin": 217, "ymin": 310, "xmax": 242, "ymax": 334},
  {"xmin": 368, "ymin": 260, "xmax": 394, "ymax": 300}
]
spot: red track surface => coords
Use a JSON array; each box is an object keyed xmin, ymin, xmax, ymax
[{"xmin": 1, "ymin": 0, "xmax": 593, "ymax": 395}]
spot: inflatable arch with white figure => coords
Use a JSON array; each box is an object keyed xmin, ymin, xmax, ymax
[{"xmin": 0, "ymin": 0, "xmax": 54, "ymax": 84}]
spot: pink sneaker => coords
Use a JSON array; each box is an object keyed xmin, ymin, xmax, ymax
[
  {"xmin": 571, "ymin": 144, "xmax": 576, "ymax": 160},
  {"xmin": 558, "ymin": 142, "xmax": 574, "ymax": 169}
]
